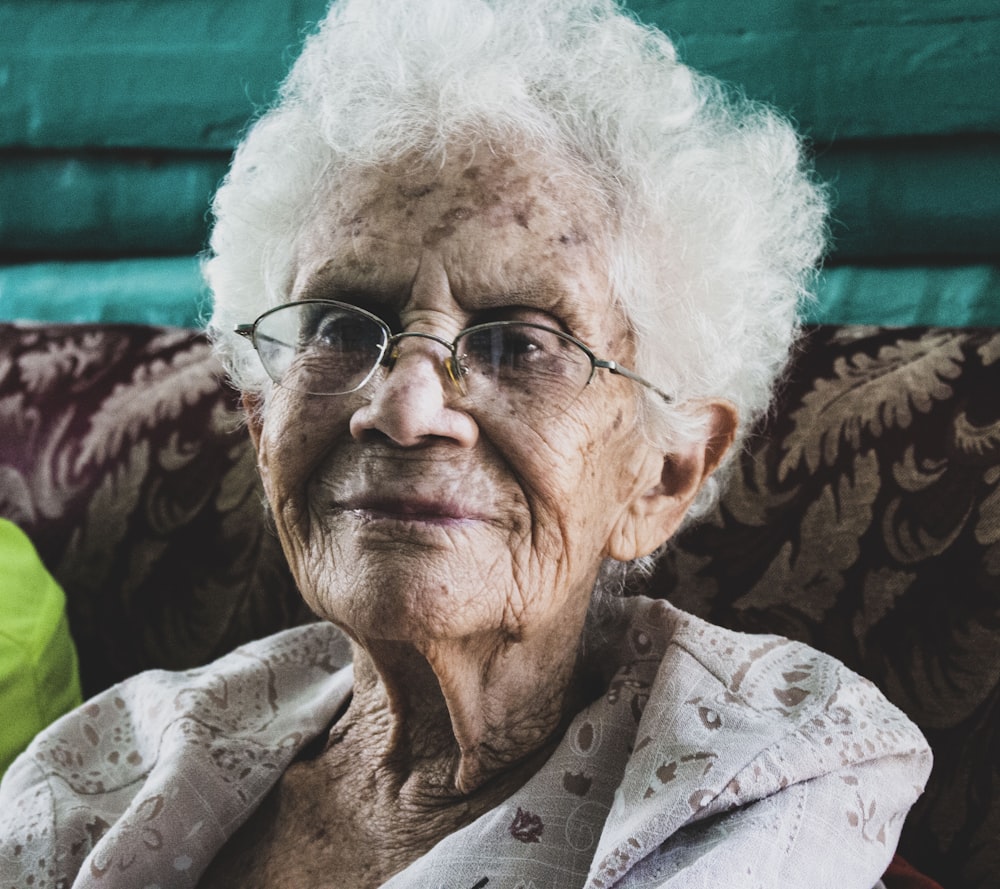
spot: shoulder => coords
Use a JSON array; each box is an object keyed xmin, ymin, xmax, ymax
[
  {"xmin": 26, "ymin": 621, "xmax": 352, "ymax": 786},
  {"xmin": 619, "ymin": 597, "xmax": 931, "ymax": 802},
  {"xmin": 0, "ymin": 622, "xmax": 353, "ymax": 887},
  {"xmin": 588, "ymin": 599, "xmax": 932, "ymax": 887},
  {"xmin": 629, "ymin": 596, "xmax": 919, "ymax": 735}
]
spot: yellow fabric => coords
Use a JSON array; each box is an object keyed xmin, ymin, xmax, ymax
[{"xmin": 0, "ymin": 519, "xmax": 82, "ymax": 777}]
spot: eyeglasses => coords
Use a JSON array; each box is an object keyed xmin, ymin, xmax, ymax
[{"xmin": 235, "ymin": 299, "xmax": 672, "ymax": 417}]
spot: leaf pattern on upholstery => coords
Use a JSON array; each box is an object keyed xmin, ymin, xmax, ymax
[
  {"xmin": 77, "ymin": 340, "xmax": 220, "ymax": 471},
  {"xmin": 979, "ymin": 480, "xmax": 1000, "ymax": 547},
  {"xmin": 853, "ymin": 566, "xmax": 916, "ymax": 647},
  {"xmin": 779, "ymin": 332, "xmax": 965, "ymax": 479},
  {"xmin": 0, "ymin": 323, "xmax": 310, "ymax": 696},
  {"xmin": 58, "ymin": 440, "xmax": 150, "ymax": 594},
  {"xmin": 732, "ymin": 450, "xmax": 879, "ymax": 622},
  {"xmin": 881, "ymin": 495, "xmax": 973, "ymax": 565},
  {"xmin": 1, "ymin": 395, "xmax": 82, "ymax": 521},
  {"xmin": 0, "ymin": 466, "xmax": 35, "ymax": 525},
  {"xmin": 18, "ymin": 330, "xmax": 124, "ymax": 396},
  {"xmin": 711, "ymin": 448, "xmax": 799, "ymax": 529},
  {"xmin": 953, "ymin": 412, "xmax": 1000, "ymax": 458},
  {"xmin": 978, "ymin": 332, "xmax": 1000, "ymax": 366},
  {"xmin": 891, "ymin": 446, "xmax": 946, "ymax": 493},
  {"xmin": 0, "ymin": 352, "xmax": 13, "ymax": 390}
]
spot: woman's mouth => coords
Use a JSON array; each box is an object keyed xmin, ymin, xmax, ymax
[{"xmin": 342, "ymin": 496, "xmax": 482, "ymax": 526}]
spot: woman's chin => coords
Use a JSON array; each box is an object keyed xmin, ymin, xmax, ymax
[{"xmin": 304, "ymin": 553, "xmax": 512, "ymax": 645}]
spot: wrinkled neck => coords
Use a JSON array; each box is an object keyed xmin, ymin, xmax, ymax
[{"xmin": 341, "ymin": 617, "xmax": 597, "ymax": 797}]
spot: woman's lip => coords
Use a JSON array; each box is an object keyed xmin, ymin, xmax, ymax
[{"xmin": 338, "ymin": 497, "xmax": 482, "ymax": 522}]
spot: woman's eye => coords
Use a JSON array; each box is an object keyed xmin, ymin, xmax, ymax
[
  {"xmin": 463, "ymin": 327, "xmax": 534, "ymax": 368},
  {"xmin": 503, "ymin": 330, "xmax": 544, "ymax": 359},
  {"xmin": 462, "ymin": 325, "xmax": 566, "ymax": 375},
  {"xmin": 302, "ymin": 310, "xmax": 381, "ymax": 353},
  {"xmin": 317, "ymin": 317, "xmax": 365, "ymax": 347}
]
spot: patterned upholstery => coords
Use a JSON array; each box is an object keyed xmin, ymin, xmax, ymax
[
  {"xmin": 0, "ymin": 324, "xmax": 307, "ymax": 694},
  {"xmin": 0, "ymin": 322, "xmax": 997, "ymax": 888}
]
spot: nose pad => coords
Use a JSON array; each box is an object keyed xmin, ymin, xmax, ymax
[
  {"xmin": 444, "ymin": 355, "xmax": 468, "ymax": 395},
  {"xmin": 381, "ymin": 333, "xmax": 467, "ymax": 397}
]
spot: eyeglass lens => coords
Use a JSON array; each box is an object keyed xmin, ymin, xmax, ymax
[
  {"xmin": 251, "ymin": 301, "xmax": 596, "ymax": 416},
  {"xmin": 254, "ymin": 302, "xmax": 389, "ymax": 395}
]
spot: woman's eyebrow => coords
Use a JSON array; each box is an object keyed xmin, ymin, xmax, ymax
[
  {"xmin": 293, "ymin": 266, "xmax": 402, "ymax": 307},
  {"xmin": 460, "ymin": 282, "xmax": 576, "ymax": 312}
]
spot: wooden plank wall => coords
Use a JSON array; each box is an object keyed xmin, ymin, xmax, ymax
[{"xmin": 1, "ymin": 0, "xmax": 997, "ymax": 325}]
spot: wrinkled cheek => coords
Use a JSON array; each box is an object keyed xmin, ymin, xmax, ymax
[
  {"xmin": 290, "ymin": 520, "xmax": 356, "ymax": 622},
  {"xmin": 255, "ymin": 417, "xmax": 335, "ymax": 599},
  {"xmin": 519, "ymin": 486, "xmax": 619, "ymax": 612},
  {"xmin": 508, "ymin": 515, "xmax": 573, "ymax": 612},
  {"xmin": 258, "ymin": 396, "xmax": 338, "ymax": 504},
  {"xmin": 265, "ymin": 480, "xmax": 370, "ymax": 626}
]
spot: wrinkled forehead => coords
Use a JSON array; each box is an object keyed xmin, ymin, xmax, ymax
[
  {"xmin": 347, "ymin": 148, "xmax": 602, "ymax": 218},
  {"xmin": 297, "ymin": 145, "xmax": 615, "ymax": 280}
]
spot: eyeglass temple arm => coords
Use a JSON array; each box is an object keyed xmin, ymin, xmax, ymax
[
  {"xmin": 235, "ymin": 325, "xmax": 285, "ymax": 351},
  {"xmin": 594, "ymin": 359, "xmax": 674, "ymax": 405},
  {"xmin": 236, "ymin": 325, "xmax": 289, "ymax": 352}
]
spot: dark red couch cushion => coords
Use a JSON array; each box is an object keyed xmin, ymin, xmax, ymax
[{"xmin": 884, "ymin": 855, "xmax": 946, "ymax": 889}]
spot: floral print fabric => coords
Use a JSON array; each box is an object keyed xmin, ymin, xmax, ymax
[{"xmin": 0, "ymin": 598, "xmax": 930, "ymax": 888}]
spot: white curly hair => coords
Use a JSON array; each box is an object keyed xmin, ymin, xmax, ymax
[{"xmin": 206, "ymin": 0, "xmax": 827, "ymax": 548}]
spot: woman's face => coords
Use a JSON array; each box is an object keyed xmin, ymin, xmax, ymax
[{"xmin": 248, "ymin": 147, "xmax": 674, "ymax": 648}]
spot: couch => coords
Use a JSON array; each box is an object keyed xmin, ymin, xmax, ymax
[{"xmin": 1, "ymin": 320, "xmax": 997, "ymax": 889}]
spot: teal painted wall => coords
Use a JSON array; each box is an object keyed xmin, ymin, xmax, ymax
[{"xmin": 1, "ymin": 0, "xmax": 998, "ymax": 325}]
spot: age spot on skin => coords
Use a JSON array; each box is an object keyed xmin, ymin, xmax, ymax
[
  {"xmin": 398, "ymin": 182, "xmax": 438, "ymax": 200},
  {"xmin": 558, "ymin": 228, "xmax": 590, "ymax": 247}
]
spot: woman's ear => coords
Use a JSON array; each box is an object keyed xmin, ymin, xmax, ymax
[{"xmin": 605, "ymin": 399, "xmax": 738, "ymax": 562}]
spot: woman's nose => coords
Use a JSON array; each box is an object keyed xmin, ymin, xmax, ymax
[{"xmin": 349, "ymin": 339, "xmax": 479, "ymax": 447}]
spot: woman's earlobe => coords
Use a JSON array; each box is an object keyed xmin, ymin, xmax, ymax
[{"xmin": 241, "ymin": 392, "xmax": 265, "ymax": 452}]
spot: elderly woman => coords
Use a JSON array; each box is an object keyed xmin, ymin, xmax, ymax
[{"xmin": 0, "ymin": 0, "xmax": 930, "ymax": 887}]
